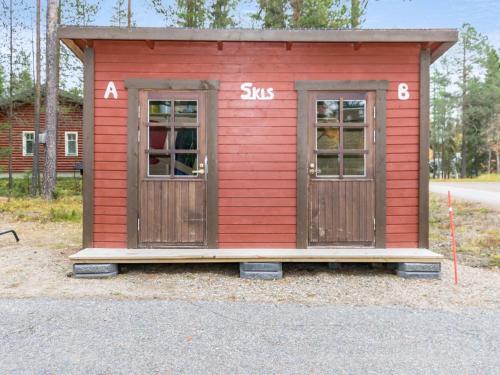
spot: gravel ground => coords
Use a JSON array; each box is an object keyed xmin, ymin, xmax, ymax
[
  {"xmin": 1, "ymin": 298, "xmax": 499, "ymax": 374},
  {"xmin": 1, "ymin": 214, "xmax": 499, "ymax": 311}
]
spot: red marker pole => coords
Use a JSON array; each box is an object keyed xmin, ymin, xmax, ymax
[{"xmin": 447, "ymin": 191, "xmax": 458, "ymax": 285}]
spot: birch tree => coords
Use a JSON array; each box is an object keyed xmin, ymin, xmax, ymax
[{"xmin": 43, "ymin": 0, "xmax": 59, "ymax": 199}]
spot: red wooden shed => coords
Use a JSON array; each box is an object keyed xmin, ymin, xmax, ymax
[{"xmin": 62, "ymin": 27, "xmax": 457, "ymax": 278}]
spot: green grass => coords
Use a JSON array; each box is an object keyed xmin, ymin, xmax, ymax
[
  {"xmin": 429, "ymin": 192, "xmax": 500, "ymax": 268},
  {"xmin": 431, "ymin": 173, "xmax": 500, "ymax": 183},
  {"xmin": 0, "ymin": 176, "xmax": 82, "ymax": 223},
  {"xmin": 0, "ymin": 196, "xmax": 82, "ymax": 223},
  {"xmin": 0, "ymin": 176, "xmax": 82, "ymax": 198}
]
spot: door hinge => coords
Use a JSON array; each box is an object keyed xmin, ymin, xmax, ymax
[
  {"xmin": 373, "ymin": 217, "xmax": 376, "ymax": 232},
  {"xmin": 373, "ymin": 129, "xmax": 376, "ymax": 143},
  {"xmin": 138, "ymin": 105, "xmax": 141, "ymax": 118},
  {"xmin": 373, "ymin": 105, "xmax": 376, "ymax": 119},
  {"xmin": 137, "ymin": 129, "xmax": 140, "ymax": 143},
  {"xmin": 137, "ymin": 218, "xmax": 140, "ymax": 232}
]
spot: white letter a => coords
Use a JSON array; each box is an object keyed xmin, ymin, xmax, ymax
[{"xmin": 104, "ymin": 81, "xmax": 118, "ymax": 99}]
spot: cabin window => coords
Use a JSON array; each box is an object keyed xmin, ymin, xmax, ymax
[
  {"xmin": 315, "ymin": 98, "xmax": 367, "ymax": 177},
  {"xmin": 148, "ymin": 99, "xmax": 199, "ymax": 177},
  {"xmin": 22, "ymin": 131, "xmax": 34, "ymax": 157},
  {"xmin": 65, "ymin": 132, "xmax": 78, "ymax": 156}
]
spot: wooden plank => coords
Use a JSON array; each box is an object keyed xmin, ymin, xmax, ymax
[
  {"xmin": 69, "ymin": 247, "xmax": 444, "ymax": 264},
  {"xmin": 83, "ymin": 47, "xmax": 94, "ymax": 248},
  {"xmin": 419, "ymin": 48, "xmax": 431, "ymax": 249}
]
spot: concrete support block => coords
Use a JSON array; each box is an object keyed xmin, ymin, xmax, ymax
[
  {"xmin": 397, "ymin": 262, "xmax": 441, "ymax": 272},
  {"xmin": 396, "ymin": 262, "xmax": 441, "ymax": 279},
  {"xmin": 396, "ymin": 270, "xmax": 440, "ymax": 279},
  {"xmin": 240, "ymin": 262, "xmax": 283, "ymax": 280},
  {"xmin": 328, "ymin": 262, "xmax": 343, "ymax": 270},
  {"xmin": 73, "ymin": 263, "xmax": 118, "ymax": 279}
]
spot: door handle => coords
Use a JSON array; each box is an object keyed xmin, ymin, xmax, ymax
[{"xmin": 309, "ymin": 163, "xmax": 316, "ymax": 175}]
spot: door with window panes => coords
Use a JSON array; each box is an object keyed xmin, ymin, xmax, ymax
[
  {"xmin": 308, "ymin": 92, "xmax": 375, "ymax": 247},
  {"xmin": 138, "ymin": 91, "xmax": 207, "ymax": 247}
]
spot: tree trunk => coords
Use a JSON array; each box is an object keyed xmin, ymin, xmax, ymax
[
  {"xmin": 7, "ymin": 0, "xmax": 13, "ymax": 194},
  {"xmin": 351, "ymin": 0, "xmax": 360, "ymax": 28},
  {"xmin": 460, "ymin": 43, "xmax": 467, "ymax": 178},
  {"xmin": 31, "ymin": 0, "xmax": 41, "ymax": 196},
  {"xmin": 128, "ymin": 0, "xmax": 132, "ymax": 27},
  {"xmin": 497, "ymin": 148, "xmax": 499, "ymax": 174},
  {"xmin": 290, "ymin": 0, "xmax": 303, "ymax": 27},
  {"xmin": 43, "ymin": 0, "xmax": 60, "ymax": 200}
]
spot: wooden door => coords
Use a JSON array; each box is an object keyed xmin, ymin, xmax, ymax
[
  {"xmin": 138, "ymin": 91, "xmax": 207, "ymax": 248},
  {"xmin": 308, "ymin": 92, "xmax": 376, "ymax": 247}
]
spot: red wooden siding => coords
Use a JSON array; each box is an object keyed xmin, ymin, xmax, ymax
[
  {"xmin": 92, "ymin": 41, "xmax": 421, "ymax": 248},
  {"xmin": 0, "ymin": 102, "xmax": 83, "ymax": 173}
]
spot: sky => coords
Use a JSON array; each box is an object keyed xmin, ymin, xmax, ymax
[{"xmin": 88, "ymin": 0, "xmax": 500, "ymax": 47}]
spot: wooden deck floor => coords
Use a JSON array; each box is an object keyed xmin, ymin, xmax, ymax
[{"xmin": 70, "ymin": 248, "xmax": 443, "ymax": 264}]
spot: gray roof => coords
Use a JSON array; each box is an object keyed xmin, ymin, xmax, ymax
[{"xmin": 59, "ymin": 26, "xmax": 458, "ymax": 63}]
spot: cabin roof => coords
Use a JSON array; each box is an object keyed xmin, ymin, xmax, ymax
[
  {"xmin": 0, "ymin": 87, "xmax": 82, "ymax": 111},
  {"xmin": 59, "ymin": 26, "xmax": 458, "ymax": 63}
]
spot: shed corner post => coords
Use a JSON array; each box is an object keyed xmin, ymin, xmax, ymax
[
  {"xmin": 419, "ymin": 48, "xmax": 431, "ymax": 249},
  {"xmin": 375, "ymin": 88, "xmax": 387, "ymax": 249},
  {"xmin": 82, "ymin": 46, "xmax": 95, "ymax": 249},
  {"xmin": 295, "ymin": 83, "xmax": 309, "ymax": 249},
  {"xmin": 126, "ymin": 83, "xmax": 139, "ymax": 249},
  {"xmin": 206, "ymin": 82, "xmax": 219, "ymax": 248}
]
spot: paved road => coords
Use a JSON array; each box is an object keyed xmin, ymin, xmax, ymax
[
  {"xmin": 1, "ymin": 299, "xmax": 499, "ymax": 374},
  {"xmin": 430, "ymin": 182, "xmax": 500, "ymax": 209}
]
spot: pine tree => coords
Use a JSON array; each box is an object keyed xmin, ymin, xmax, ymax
[
  {"xmin": 252, "ymin": 0, "xmax": 287, "ymax": 28},
  {"xmin": 43, "ymin": 0, "xmax": 59, "ymax": 199},
  {"xmin": 151, "ymin": 0, "xmax": 206, "ymax": 27},
  {"xmin": 208, "ymin": 0, "xmax": 237, "ymax": 28},
  {"xmin": 454, "ymin": 23, "xmax": 488, "ymax": 177},
  {"xmin": 60, "ymin": 0, "xmax": 101, "ymax": 96},
  {"xmin": 110, "ymin": 0, "xmax": 128, "ymax": 27}
]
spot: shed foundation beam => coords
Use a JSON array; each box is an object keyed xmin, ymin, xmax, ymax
[{"xmin": 239, "ymin": 262, "xmax": 283, "ymax": 280}]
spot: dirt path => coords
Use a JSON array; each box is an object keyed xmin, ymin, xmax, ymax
[
  {"xmin": 1, "ymin": 213, "xmax": 499, "ymax": 311},
  {"xmin": 430, "ymin": 182, "xmax": 500, "ymax": 209}
]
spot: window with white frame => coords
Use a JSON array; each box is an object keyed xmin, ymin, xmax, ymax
[
  {"xmin": 22, "ymin": 131, "xmax": 35, "ymax": 156},
  {"xmin": 65, "ymin": 131, "xmax": 78, "ymax": 156}
]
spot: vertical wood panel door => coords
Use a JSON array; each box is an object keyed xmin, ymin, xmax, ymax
[
  {"xmin": 308, "ymin": 91, "xmax": 376, "ymax": 247},
  {"xmin": 138, "ymin": 91, "xmax": 207, "ymax": 248}
]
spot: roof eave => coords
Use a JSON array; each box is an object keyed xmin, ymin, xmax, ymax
[{"xmin": 59, "ymin": 26, "xmax": 458, "ymax": 63}]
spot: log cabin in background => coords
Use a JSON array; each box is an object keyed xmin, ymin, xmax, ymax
[
  {"xmin": 0, "ymin": 89, "xmax": 83, "ymax": 177},
  {"xmin": 62, "ymin": 27, "xmax": 458, "ymax": 279}
]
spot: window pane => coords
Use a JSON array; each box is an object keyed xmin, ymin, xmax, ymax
[
  {"xmin": 343, "ymin": 100, "xmax": 365, "ymax": 123},
  {"xmin": 317, "ymin": 127, "xmax": 339, "ymax": 150},
  {"xmin": 68, "ymin": 133, "xmax": 76, "ymax": 141},
  {"xmin": 149, "ymin": 155, "xmax": 171, "ymax": 176},
  {"xmin": 317, "ymin": 100, "xmax": 339, "ymax": 123},
  {"xmin": 26, "ymin": 139, "xmax": 33, "ymax": 155},
  {"xmin": 149, "ymin": 101, "xmax": 171, "ymax": 122},
  {"xmin": 175, "ymin": 153, "xmax": 197, "ymax": 176},
  {"xmin": 26, "ymin": 133, "xmax": 34, "ymax": 141},
  {"xmin": 68, "ymin": 141, "xmax": 76, "ymax": 155},
  {"xmin": 317, "ymin": 155, "xmax": 339, "ymax": 176},
  {"xmin": 149, "ymin": 127, "xmax": 170, "ymax": 151},
  {"xmin": 174, "ymin": 100, "xmax": 197, "ymax": 122},
  {"xmin": 343, "ymin": 128, "xmax": 364, "ymax": 150},
  {"xmin": 174, "ymin": 128, "xmax": 197, "ymax": 150},
  {"xmin": 343, "ymin": 154, "xmax": 365, "ymax": 176}
]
